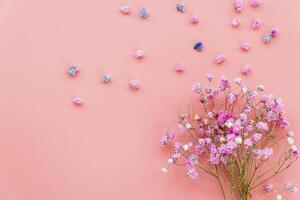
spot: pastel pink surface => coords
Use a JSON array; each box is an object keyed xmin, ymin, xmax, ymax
[{"xmin": 0, "ymin": 0, "xmax": 300, "ymax": 200}]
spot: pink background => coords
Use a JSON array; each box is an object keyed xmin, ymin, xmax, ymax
[{"xmin": 0, "ymin": 0, "xmax": 300, "ymax": 199}]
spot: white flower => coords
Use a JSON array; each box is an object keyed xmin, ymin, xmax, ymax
[
  {"xmin": 194, "ymin": 114, "xmax": 200, "ymax": 121},
  {"xmin": 185, "ymin": 123, "xmax": 193, "ymax": 129},
  {"xmin": 257, "ymin": 85, "xmax": 266, "ymax": 91},
  {"xmin": 183, "ymin": 144, "xmax": 189, "ymax": 151},
  {"xmin": 167, "ymin": 158, "xmax": 174, "ymax": 164},
  {"xmin": 242, "ymin": 86, "xmax": 250, "ymax": 93},
  {"xmin": 220, "ymin": 137, "xmax": 226, "ymax": 143},
  {"xmin": 235, "ymin": 136, "xmax": 243, "ymax": 144},
  {"xmin": 291, "ymin": 145, "xmax": 298, "ymax": 152},
  {"xmin": 287, "ymin": 137, "xmax": 294, "ymax": 144},
  {"xmin": 161, "ymin": 166, "xmax": 169, "ymax": 173},
  {"xmin": 235, "ymin": 77, "xmax": 242, "ymax": 85},
  {"xmin": 276, "ymin": 194, "xmax": 283, "ymax": 200},
  {"xmin": 225, "ymin": 120, "xmax": 233, "ymax": 128}
]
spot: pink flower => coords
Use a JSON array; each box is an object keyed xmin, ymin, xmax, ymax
[
  {"xmin": 262, "ymin": 147, "xmax": 273, "ymax": 160},
  {"xmin": 72, "ymin": 97, "xmax": 83, "ymax": 105},
  {"xmin": 215, "ymin": 55, "xmax": 226, "ymax": 64},
  {"xmin": 232, "ymin": 18, "xmax": 240, "ymax": 27},
  {"xmin": 175, "ymin": 64, "xmax": 184, "ymax": 72},
  {"xmin": 249, "ymin": 0, "xmax": 260, "ymax": 8},
  {"xmin": 252, "ymin": 19, "xmax": 261, "ymax": 29},
  {"xmin": 265, "ymin": 184, "xmax": 273, "ymax": 192},
  {"xmin": 241, "ymin": 65, "xmax": 250, "ymax": 75},
  {"xmin": 234, "ymin": 0, "xmax": 243, "ymax": 13},
  {"xmin": 192, "ymin": 82, "xmax": 202, "ymax": 94},
  {"xmin": 240, "ymin": 42, "xmax": 250, "ymax": 51},
  {"xmin": 120, "ymin": 5, "xmax": 131, "ymax": 14},
  {"xmin": 191, "ymin": 16, "xmax": 199, "ymax": 24},
  {"xmin": 129, "ymin": 80, "xmax": 140, "ymax": 90},
  {"xmin": 187, "ymin": 167, "xmax": 198, "ymax": 180},
  {"xmin": 251, "ymin": 133, "xmax": 262, "ymax": 142},
  {"xmin": 256, "ymin": 122, "xmax": 269, "ymax": 132},
  {"xmin": 206, "ymin": 73, "xmax": 214, "ymax": 82},
  {"xmin": 270, "ymin": 28, "xmax": 279, "ymax": 37},
  {"xmin": 135, "ymin": 50, "xmax": 144, "ymax": 59}
]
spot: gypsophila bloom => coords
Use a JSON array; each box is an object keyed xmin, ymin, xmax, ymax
[
  {"xmin": 120, "ymin": 5, "xmax": 130, "ymax": 14},
  {"xmin": 240, "ymin": 42, "xmax": 250, "ymax": 51},
  {"xmin": 175, "ymin": 64, "xmax": 184, "ymax": 72},
  {"xmin": 192, "ymin": 82, "xmax": 201, "ymax": 94},
  {"xmin": 232, "ymin": 18, "xmax": 240, "ymax": 27},
  {"xmin": 215, "ymin": 55, "xmax": 226, "ymax": 64},
  {"xmin": 206, "ymin": 73, "xmax": 214, "ymax": 82},
  {"xmin": 129, "ymin": 80, "xmax": 140, "ymax": 90},
  {"xmin": 270, "ymin": 28, "xmax": 278, "ymax": 37},
  {"xmin": 177, "ymin": 2, "xmax": 185, "ymax": 13},
  {"xmin": 265, "ymin": 184, "xmax": 273, "ymax": 192},
  {"xmin": 102, "ymin": 74, "xmax": 111, "ymax": 83},
  {"xmin": 234, "ymin": 0, "xmax": 243, "ymax": 13},
  {"xmin": 277, "ymin": 194, "xmax": 283, "ymax": 200},
  {"xmin": 241, "ymin": 65, "xmax": 250, "ymax": 75},
  {"xmin": 263, "ymin": 33, "xmax": 272, "ymax": 44},
  {"xmin": 72, "ymin": 97, "xmax": 82, "ymax": 105},
  {"xmin": 194, "ymin": 41, "xmax": 203, "ymax": 51},
  {"xmin": 135, "ymin": 50, "xmax": 144, "ymax": 59},
  {"xmin": 67, "ymin": 66, "xmax": 80, "ymax": 76},
  {"xmin": 161, "ymin": 75, "xmax": 298, "ymax": 200},
  {"xmin": 140, "ymin": 8, "xmax": 148, "ymax": 18},
  {"xmin": 249, "ymin": 0, "xmax": 259, "ymax": 7},
  {"xmin": 252, "ymin": 19, "xmax": 261, "ymax": 29},
  {"xmin": 161, "ymin": 166, "xmax": 169, "ymax": 173},
  {"xmin": 191, "ymin": 16, "xmax": 199, "ymax": 24}
]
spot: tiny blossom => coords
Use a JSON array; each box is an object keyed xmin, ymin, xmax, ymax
[
  {"xmin": 240, "ymin": 42, "xmax": 250, "ymax": 51},
  {"xmin": 135, "ymin": 50, "xmax": 144, "ymax": 59},
  {"xmin": 288, "ymin": 137, "xmax": 294, "ymax": 144},
  {"xmin": 191, "ymin": 16, "xmax": 199, "ymax": 24},
  {"xmin": 262, "ymin": 147, "xmax": 273, "ymax": 160},
  {"xmin": 241, "ymin": 65, "xmax": 250, "ymax": 75},
  {"xmin": 270, "ymin": 28, "xmax": 278, "ymax": 37},
  {"xmin": 140, "ymin": 8, "xmax": 148, "ymax": 18},
  {"xmin": 234, "ymin": 0, "xmax": 243, "ymax": 13},
  {"xmin": 194, "ymin": 114, "xmax": 200, "ymax": 121},
  {"xmin": 263, "ymin": 33, "xmax": 272, "ymax": 44},
  {"xmin": 206, "ymin": 73, "xmax": 214, "ymax": 82},
  {"xmin": 187, "ymin": 167, "xmax": 198, "ymax": 180},
  {"xmin": 235, "ymin": 77, "xmax": 242, "ymax": 85},
  {"xmin": 257, "ymin": 85, "xmax": 266, "ymax": 91},
  {"xmin": 177, "ymin": 2, "xmax": 185, "ymax": 13},
  {"xmin": 102, "ymin": 74, "xmax": 111, "ymax": 83},
  {"xmin": 277, "ymin": 195, "xmax": 283, "ymax": 200},
  {"xmin": 129, "ymin": 80, "xmax": 140, "ymax": 90},
  {"xmin": 175, "ymin": 64, "xmax": 184, "ymax": 72},
  {"xmin": 215, "ymin": 55, "xmax": 226, "ymax": 64},
  {"xmin": 251, "ymin": 133, "xmax": 262, "ymax": 142},
  {"xmin": 183, "ymin": 144, "xmax": 189, "ymax": 151},
  {"xmin": 185, "ymin": 123, "xmax": 193, "ymax": 129},
  {"xmin": 256, "ymin": 122, "xmax": 269, "ymax": 132},
  {"xmin": 194, "ymin": 41, "xmax": 203, "ymax": 51},
  {"xmin": 192, "ymin": 82, "xmax": 202, "ymax": 94},
  {"xmin": 235, "ymin": 136, "xmax": 243, "ymax": 144},
  {"xmin": 231, "ymin": 18, "xmax": 240, "ymax": 27},
  {"xmin": 72, "ymin": 97, "xmax": 83, "ymax": 105},
  {"xmin": 252, "ymin": 19, "xmax": 261, "ymax": 29},
  {"xmin": 120, "ymin": 5, "xmax": 130, "ymax": 14},
  {"xmin": 67, "ymin": 66, "xmax": 80, "ymax": 76},
  {"xmin": 161, "ymin": 166, "xmax": 169, "ymax": 173},
  {"xmin": 265, "ymin": 184, "xmax": 273, "ymax": 192},
  {"xmin": 249, "ymin": 0, "xmax": 259, "ymax": 7},
  {"xmin": 288, "ymin": 131, "xmax": 295, "ymax": 137}
]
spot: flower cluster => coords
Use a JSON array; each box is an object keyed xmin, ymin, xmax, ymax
[{"xmin": 161, "ymin": 75, "xmax": 298, "ymax": 200}]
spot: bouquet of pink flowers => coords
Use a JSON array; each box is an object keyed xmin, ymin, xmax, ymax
[{"xmin": 161, "ymin": 74, "xmax": 298, "ymax": 200}]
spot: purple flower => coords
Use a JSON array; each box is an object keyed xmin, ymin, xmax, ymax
[
  {"xmin": 262, "ymin": 147, "xmax": 273, "ymax": 160},
  {"xmin": 187, "ymin": 167, "xmax": 198, "ymax": 180},
  {"xmin": 265, "ymin": 184, "xmax": 273, "ymax": 192},
  {"xmin": 244, "ymin": 138, "xmax": 253, "ymax": 149},
  {"xmin": 251, "ymin": 133, "xmax": 262, "ymax": 142},
  {"xmin": 256, "ymin": 122, "xmax": 269, "ymax": 132},
  {"xmin": 192, "ymin": 82, "xmax": 202, "ymax": 94}
]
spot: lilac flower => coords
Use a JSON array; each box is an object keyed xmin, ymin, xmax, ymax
[
  {"xmin": 187, "ymin": 167, "xmax": 198, "ymax": 180},
  {"xmin": 265, "ymin": 184, "xmax": 273, "ymax": 192},
  {"xmin": 192, "ymin": 82, "xmax": 202, "ymax": 94},
  {"xmin": 251, "ymin": 133, "xmax": 262, "ymax": 142},
  {"xmin": 244, "ymin": 138, "xmax": 253, "ymax": 148},
  {"xmin": 256, "ymin": 122, "xmax": 269, "ymax": 132},
  {"xmin": 262, "ymin": 147, "xmax": 273, "ymax": 160}
]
